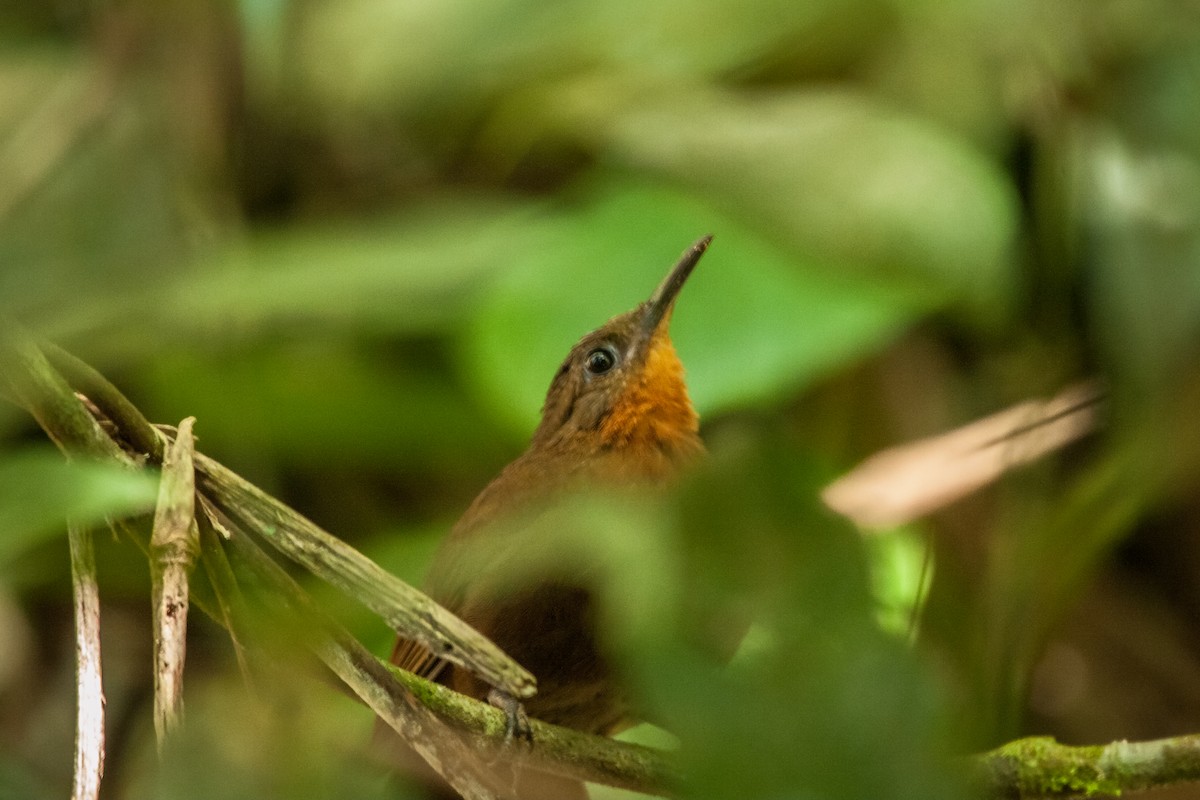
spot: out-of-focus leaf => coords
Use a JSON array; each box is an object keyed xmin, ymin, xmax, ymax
[
  {"xmin": 866, "ymin": 525, "xmax": 931, "ymax": 638},
  {"xmin": 288, "ymin": 0, "xmax": 886, "ymax": 123},
  {"xmin": 133, "ymin": 341, "xmax": 510, "ymax": 471},
  {"xmin": 596, "ymin": 89, "xmax": 1019, "ymax": 318},
  {"xmin": 1081, "ymin": 130, "xmax": 1200, "ymax": 396},
  {"xmin": 46, "ymin": 198, "xmax": 545, "ymax": 355},
  {"xmin": 0, "ymin": 73, "xmax": 192, "ymax": 325},
  {"xmin": 463, "ymin": 178, "xmax": 932, "ymax": 434},
  {"xmin": 0, "ymin": 448, "xmax": 158, "ymax": 567},
  {"xmin": 466, "ymin": 430, "xmax": 964, "ymax": 799},
  {"xmin": 648, "ymin": 433, "xmax": 961, "ymax": 800}
]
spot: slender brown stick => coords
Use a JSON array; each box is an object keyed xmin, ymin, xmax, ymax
[
  {"xmin": 149, "ymin": 417, "xmax": 200, "ymax": 745},
  {"xmin": 68, "ymin": 523, "xmax": 104, "ymax": 800}
]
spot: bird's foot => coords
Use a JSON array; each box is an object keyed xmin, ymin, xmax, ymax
[{"xmin": 488, "ymin": 688, "xmax": 532, "ymax": 743}]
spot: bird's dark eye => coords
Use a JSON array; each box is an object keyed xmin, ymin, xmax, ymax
[{"xmin": 584, "ymin": 347, "xmax": 617, "ymax": 375}]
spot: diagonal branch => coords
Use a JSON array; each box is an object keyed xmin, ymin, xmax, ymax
[
  {"xmin": 195, "ymin": 453, "xmax": 537, "ymax": 700},
  {"xmin": 40, "ymin": 339, "xmax": 536, "ymax": 701}
]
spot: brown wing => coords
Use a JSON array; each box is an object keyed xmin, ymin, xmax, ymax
[
  {"xmin": 388, "ymin": 449, "xmax": 585, "ymax": 686},
  {"xmin": 389, "ymin": 635, "xmax": 449, "ymax": 683}
]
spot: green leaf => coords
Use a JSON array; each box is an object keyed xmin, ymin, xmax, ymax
[
  {"xmin": 0, "ymin": 447, "xmax": 158, "ymax": 567},
  {"xmin": 134, "ymin": 341, "xmax": 511, "ymax": 471},
  {"xmin": 463, "ymin": 178, "xmax": 932, "ymax": 434},
  {"xmin": 46, "ymin": 198, "xmax": 544, "ymax": 353},
  {"xmin": 601, "ymin": 89, "xmax": 1019, "ymax": 319}
]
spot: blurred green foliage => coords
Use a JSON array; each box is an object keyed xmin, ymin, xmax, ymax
[
  {"xmin": 0, "ymin": 448, "xmax": 157, "ymax": 570},
  {"xmin": 2, "ymin": 0, "xmax": 1200, "ymax": 798}
]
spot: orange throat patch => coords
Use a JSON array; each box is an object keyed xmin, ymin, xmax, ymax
[{"xmin": 598, "ymin": 334, "xmax": 699, "ymax": 454}]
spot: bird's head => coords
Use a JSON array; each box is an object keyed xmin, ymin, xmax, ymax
[{"xmin": 531, "ymin": 236, "xmax": 711, "ymax": 467}]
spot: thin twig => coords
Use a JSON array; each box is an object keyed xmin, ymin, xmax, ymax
[
  {"xmin": 195, "ymin": 506, "xmax": 255, "ymax": 691},
  {"xmin": 68, "ymin": 523, "xmax": 104, "ymax": 800},
  {"xmin": 149, "ymin": 417, "xmax": 200, "ymax": 746}
]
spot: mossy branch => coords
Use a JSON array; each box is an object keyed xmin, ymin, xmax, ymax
[{"xmin": 975, "ymin": 734, "xmax": 1200, "ymax": 798}]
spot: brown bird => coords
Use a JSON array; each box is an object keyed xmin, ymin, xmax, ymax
[{"xmin": 388, "ymin": 236, "xmax": 711, "ymax": 795}]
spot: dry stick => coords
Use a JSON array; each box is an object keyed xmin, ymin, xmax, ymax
[
  {"xmin": 194, "ymin": 452, "xmax": 537, "ymax": 700},
  {"xmin": 67, "ymin": 523, "xmax": 104, "ymax": 800},
  {"xmin": 149, "ymin": 417, "xmax": 200, "ymax": 746},
  {"xmin": 195, "ymin": 508, "xmax": 255, "ymax": 691},
  {"xmin": 45, "ymin": 345, "xmax": 536, "ymax": 701}
]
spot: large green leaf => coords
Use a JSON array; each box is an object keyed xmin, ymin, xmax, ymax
[
  {"xmin": 462, "ymin": 178, "xmax": 933, "ymax": 434},
  {"xmin": 134, "ymin": 341, "xmax": 511, "ymax": 472},
  {"xmin": 287, "ymin": 0, "xmax": 883, "ymax": 122},
  {"xmin": 46, "ymin": 199, "xmax": 543, "ymax": 356},
  {"xmin": 599, "ymin": 89, "xmax": 1019, "ymax": 318}
]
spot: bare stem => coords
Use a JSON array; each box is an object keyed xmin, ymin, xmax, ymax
[
  {"xmin": 150, "ymin": 417, "xmax": 200, "ymax": 746},
  {"xmin": 68, "ymin": 523, "xmax": 104, "ymax": 800}
]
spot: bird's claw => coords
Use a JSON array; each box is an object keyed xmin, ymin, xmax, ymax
[{"xmin": 488, "ymin": 688, "xmax": 532, "ymax": 743}]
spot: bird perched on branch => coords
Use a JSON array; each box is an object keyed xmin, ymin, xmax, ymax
[{"xmin": 388, "ymin": 236, "xmax": 712, "ymax": 797}]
